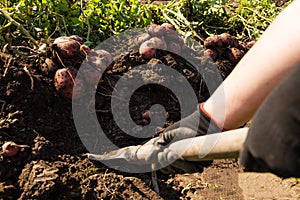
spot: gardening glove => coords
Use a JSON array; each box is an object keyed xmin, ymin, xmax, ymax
[
  {"xmin": 136, "ymin": 127, "xmax": 210, "ymax": 174},
  {"xmin": 142, "ymin": 103, "xmax": 224, "ymax": 174},
  {"xmin": 162, "ymin": 102, "xmax": 223, "ymax": 144}
]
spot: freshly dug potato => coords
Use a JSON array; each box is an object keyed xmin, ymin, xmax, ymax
[
  {"xmin": 80, "ymin": 44, "xmax": 91, "ymax": 55},
  {"xmin": 142, "ymin": 110, "xmax": 151, "ymax": 119},
  {"xmin": 225, "ymin": 47, "xmax": 245, "ymax": 64},
  {"xmin": 136, "ymin": 33, "xmax": 151, "ymax": 45},
  {"xmin": 139, "ymin": 37, "xmax": 167, "ymax": 59},
  {"xmin": 167, "ymin": 41, "xmax": 181, "ymax": 54},
  {"xmin": 53, "ymin": 36, "xmax": 71, "ymax": 45},
  {"xmin": 204, "ymin": 49, "xmax": 219, "ymax": 61},
  {"xmin": 161, "ymin": 23, "xmax": 175, "ymax": 31},
  {"xmin": 2, "ymin": 141, "xmax": 19, "ymax": 157},
  {"xmin": 80, "ymin": 49, "xmax": 113, "ymax": 85},
  {"xmin": 165, "ymin": 31, "xmax": 184, "ymax": 46},
  {"xmin": 219, "ymin": 33, "xmax": 239, "ymax": 48},
  {"xmin": 54, "ymin": 67, "xmax": 84, "ymax": 99},
  {"xmin": 41, "ymin": 58, "xmax": 59, "ymax": 75},
  {"xmin": 80, "ymin": 64, "xmax": 102, "ymax": 86},
  {"xmin": 52, "ymin": 35, "xmax": 90, "ymax": 62},
  {"xmin": 1, "ymin": 141, "xmax": 29, "ymax": 157},
  {"xmin": 148, "ymin": 37, "xmax": 167, "ymax": 50},
  {"xmin": 147, "ymin": 24, "xmax": 165, "ymax": 36},
  {"xmin": 204, "ymin": 35, "xmax": 223, "ymax": 49},
  {"xmin": 53, "ymin": 36, "xmax": 81, "ymax": 58},
  {"xmin": 89, "ymin": 49, "xmax": 114, "ymax": 70},
  {"xmin": 139, "ymin": 41, "xmax": 157, "ymax": 59},
  {"xmin": 69, "ymin": 35, "xmax": 84, "ymax": 44}
]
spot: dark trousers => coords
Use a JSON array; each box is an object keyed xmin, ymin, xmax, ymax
[{"xmin": 240, "ymin": 63, "xmax": 300, "ymax": 178}]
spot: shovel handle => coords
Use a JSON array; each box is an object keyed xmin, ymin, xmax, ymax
[{"xmin": 168, "ymin": 128, "xmax": 249, "ymax": 161}]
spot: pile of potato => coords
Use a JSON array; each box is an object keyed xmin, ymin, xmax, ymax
[
  {"xmin": 138, "ymin": 23, "xmax": 185, "ymax": 59},
  {"xmin": 46, "ymin": 24, "xmax": 255, "ymax": 100},
  {"xmin": 204, "ymin": 33, "xmax": 255, "ymax": 63},
  {"xmin": 44, "ymin": 35, "xmax": 113, "ymax": 99}
]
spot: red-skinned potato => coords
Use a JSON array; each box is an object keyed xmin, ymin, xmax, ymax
[
  {"xmin": 139, "ymin": 37, "xmax": 167, "ymax": 59},
  {"xmin": 53, "ymin": 36, "xmax": 70, "ymax": 45},
  {"xmin": 226, "ymin": 47, "xmax": 245, "ymax": 64},
  {"xmin": 80, "ymin": 44, "xmax": 91, "ymax": 55},
  {"xmin": 53, "ymin": 36, "xmax": 81, "ymax": 58},
  {"xmin": 139, "ymin": 41, "xmax": 157, "ymax": 59},
  {"xmin": 44, "ymin": 58, "xmax": 59, "ymax": 73},
  {"xmin": 2, "ymin": 141, "xmax": 19, "ymax": 156},
  {"xmin": 204, "ymin": 35, "xmax": 223, "ymax": 49},
  {"xmin": 2, "ymin": 141, "xmax": 29, "ymax": 157},
  {"xmin": 142, "ymin": 110, "xmax": 151, "ymax": 119},
  {"xmin": 161, "ymin": 23, "xmax": 175, "ymax": 31},
  {"xmin": 136, "ymin": 33, "xmax": 151, "ymax": 45},
  {"xmin": 165, "ymin": 31, "xmax": 184, "ymax": 46},
  {"xmin": 219, "ymin": 33, "xmax": 239, "ymax": 48},
  {"xmin": 147, "ymin": 24, "xmax": 165, "ymax": 36},
  {"xmin": 204, "ymin": 49, "xmax": 219, "ymax": 61},
  {"xmin": 69, "ymin": 35, "xmax": 84, "ymax": 44},
  {"xmin": 167, "ymin": 41, "xmax": 181, "ymax": 54},
  {"xmin": 81, "ymin": 63, "xmax": 103, "ymax": 85},
  {"xmin": 148, "ymin": 37, "xmax": 167, "ymax": 50},
  {"xmin": 54, "ymin": 67, "xmax": 84, "ymax": 99},
  {"xmin": 81, "ymin": 49, "xmax": 114, "ymax": 85},
  {"xmin": 89, "ymin": 49, "xmax": 114, "ymax": 70}
]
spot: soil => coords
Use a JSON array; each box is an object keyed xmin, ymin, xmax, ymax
[{"xmin": 0, "ymin": 33, "xmax": 299, "ymax": 200}]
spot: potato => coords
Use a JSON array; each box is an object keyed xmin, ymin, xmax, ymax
[
  {"xmin": 136, "ymin": 33, "xmax": 151, "ymax": 45},
  {"xmin": 89, "ymin": 49, "xmax": 114, "ymax": 70},
  {"xmin": 147, "ymin": 24, "xmax": 165, "ymax": 36},
  {"xmin": 142, "ymin": 110, "xmax": 151, "ymax": 119},
  {"xmin": 139, "ymin": 37, "xmax": 167, "ymax": 59},
  {"xmin": 52, "ymin": 36, "xmax": 81, "ymax": 58},
  {"xmin": 167, "ymin": 41, "xmax": 181, "ymax": 54},
  {"xmin": 54, "ymin": 67, "xmax": 84, "ymax": 99},
  {"xmin": 69, "ymin": 35, "xmax": 84, "ymax": 44},
  {"xmin": 80, "ymin": 44, "xmax": 91, "ymax": 55},
  {"xmin": 204, "ymin": 49, "xmax": 218, "ymax": 61},
  {"xmin": 204, "ymin": 36, "xmax": 223, "ymax": 49},
  {"xmin": 219, "ymin": 33, "xmax": 239, "ymax": 48},
  {"xmin": 43, "ymin": 58, "xmax": 59, "ymax": 74},
  {"xmin": 161, "ymin": 23, "xmax": 175, "ymax": 31},
  {"xmin": 225, "ymin": 47, "xmax": 245, "ymax": 64},
  {"xmin": 164, "ymin": 30, "xmax": 184, "ymax": 46},
  {"xmin": 139, "ymin": 41, "xmax": 157, "ymax": 59},
  {"xmin": 80, "ymin": 63, "xmax": 102, "ymax": 86},
  {"xmin": 148, "ymin": 37, "xmax": 167, "ymax": 50},
  {"xmin": 2, "ymin": 141, "xmax": 19, "ymax": 157}
]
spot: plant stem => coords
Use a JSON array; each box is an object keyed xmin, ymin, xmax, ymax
[{"xmin": 0, "ymin": 9, "xmax": 38, "ymax": 46}]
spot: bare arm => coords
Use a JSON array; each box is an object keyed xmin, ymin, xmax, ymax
[{"xmin": 204, "ymin": 0, "xmax": 300, "ymax": 130}]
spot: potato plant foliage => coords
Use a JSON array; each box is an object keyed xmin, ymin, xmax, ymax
[{"xmin": 0, "ymin": 0, "xmax": 291, "ymax": 47}]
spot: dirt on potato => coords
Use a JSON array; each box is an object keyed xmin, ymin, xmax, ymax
[{"xmin": 0, "ymin": 34, "xmax": 299, "ymax": 200}]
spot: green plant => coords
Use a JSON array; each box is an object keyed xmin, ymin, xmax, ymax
[
  {"xmin": 158, "ymin": 0, "xmax": 291, "ymax": 41},
  {"xmin": 0, "ymin": 0, "xmax": 292, "ymax": 47},
  {"xmin": 0, "ymin": 0, "xmax": 156, "ymax": 46}
]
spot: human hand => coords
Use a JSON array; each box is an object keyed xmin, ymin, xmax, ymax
[
  {"xmin": 139, "ymin": 127, "xmax": 212, "ymax": 174},
  {"xmin": 161, "ymin": 103, "xmax": 223, "ymax": 145}
]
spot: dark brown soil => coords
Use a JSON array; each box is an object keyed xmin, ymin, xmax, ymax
[{"xmin": 0, "ymin": 34, "xmax": 251, "ymax": 199}]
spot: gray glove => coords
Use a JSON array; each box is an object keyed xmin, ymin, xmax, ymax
[
  {"xmin": 134, "ymin": 128, "xmax": 209, "ymax": 174},
  {"xmin": 143, "ymin": 103, "xmax": 222, "ymax": 174},
  {"xmin": 162, "ymin": 103, "xmax": 222, "ymax": 144}
]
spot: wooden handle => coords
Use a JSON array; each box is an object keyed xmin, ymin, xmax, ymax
[{"xmin": 168, "ymin": 128, "xmax": 249, "ymax": 161}]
